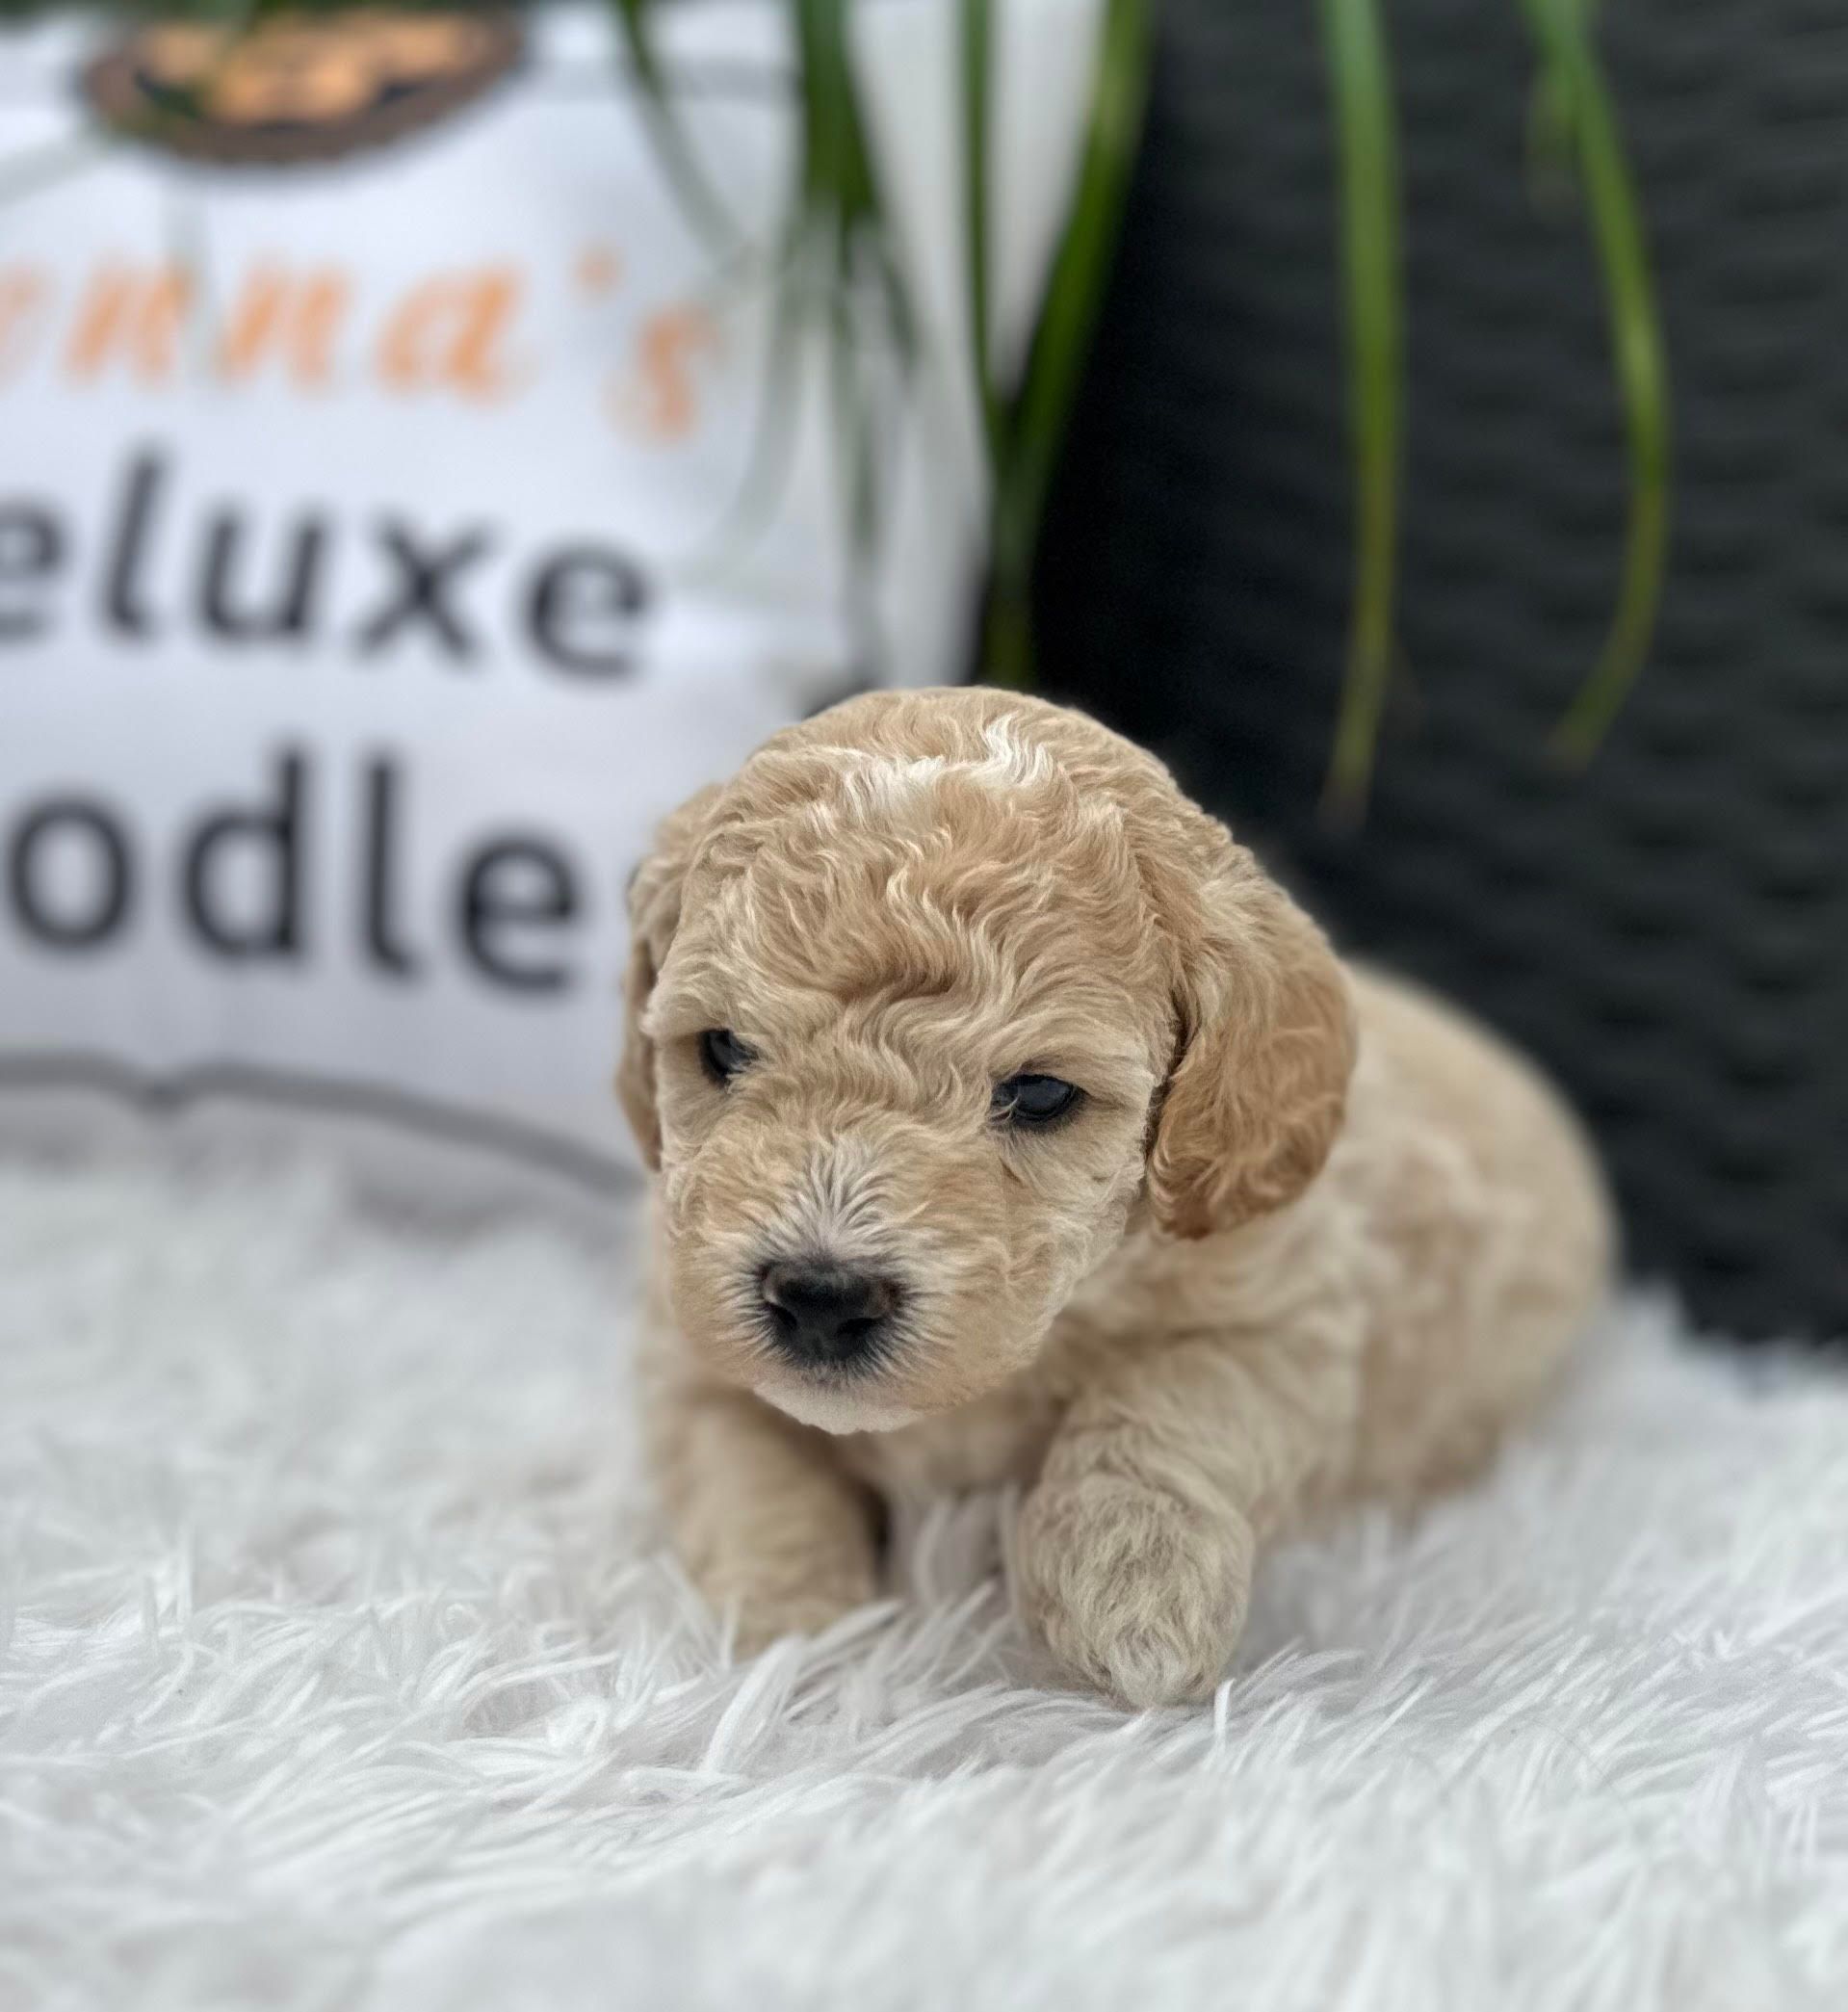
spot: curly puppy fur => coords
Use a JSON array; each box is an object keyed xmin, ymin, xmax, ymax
[{"xmin": 619, "ymin": 689, "xmax": 1613, "ymax": 1707}]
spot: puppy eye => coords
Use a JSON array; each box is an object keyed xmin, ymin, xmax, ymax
[
  {"xmin": 992, "ymin": 1073, "xmax": 1082, "ymax": 1129},
  {"xmin": 699, "ymin": 1029, "xmax": 756, "ymax": 1084}
]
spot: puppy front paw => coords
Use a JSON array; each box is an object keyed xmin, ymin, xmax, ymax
[
  {"xmin": 696, "ymin": 1551, "xmax": 879, "ymax": 1658},
  {"xmin": 1016, "ymin": 1476, "xmax": 1254, "ymax": 1708}
]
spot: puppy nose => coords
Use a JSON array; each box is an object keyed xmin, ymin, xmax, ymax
[{"xmin": 761, "ymin": 1261, "xmax": 899, "ymax": 1364}]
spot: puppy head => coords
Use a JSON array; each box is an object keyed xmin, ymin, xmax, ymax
[{"xmin": 619, "ymin": 690, "xmax": 1354, "ymax": 1432}]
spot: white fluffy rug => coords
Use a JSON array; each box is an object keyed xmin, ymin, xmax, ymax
[{"xmin": 4, "ymin": 1156, "xmax": 1847, "ymax": 2012}]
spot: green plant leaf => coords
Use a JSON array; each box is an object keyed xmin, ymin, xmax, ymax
[
  {"xmin": 688, "ymin": 245, "xmax": 809, "ymax": 568},
  {"xmin": 778, "ymin": 0, "xmax": 918, "ymax": 659},
  {"xmin": 1520, "ymin": 0, "xmax": 1672, "ymax": 761},
  {"xmin": 828, "ymin": 282, "xmax": 891, "ymax": 672},
  {"xmin": 959, "ymin": 0, "xmax": 1002, "ymax": 466},
  {"xmin": 1318, "ymin": 0, "xmax": 1404, "ymax": 819},
  {"xmin": 661, "ymin": 0, "xmax": 916, "ymax": 631},
  {"xmin": 979, "ymin": 0, "xmax": 1155, "ymax": 690},
  {"xmin": 609, "ymin": 0, "xmax": 746, "ymax": 257}
]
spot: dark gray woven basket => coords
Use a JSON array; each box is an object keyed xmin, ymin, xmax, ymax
[{"xmin": 1034, "ymin": 0, "xmax": 1848, "ymax": 1340}]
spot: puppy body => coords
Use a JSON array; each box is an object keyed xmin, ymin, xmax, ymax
[{"xmin": 624, "ymin": 689, "xmax": 1611, "ymax": 1706}]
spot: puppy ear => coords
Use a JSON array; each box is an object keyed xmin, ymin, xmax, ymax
[
  {"xmin": 616, "ymin": 784, "xmax": 721, "ymax": 1170},
  {"xmin": 1147, "ymin": 824, "xmax": 1356, "ymax": 1239}
]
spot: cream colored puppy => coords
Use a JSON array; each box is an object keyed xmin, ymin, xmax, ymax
[{"xmin": 619, "ymin": 687, "xmax": 1611, "ymax": 1707}]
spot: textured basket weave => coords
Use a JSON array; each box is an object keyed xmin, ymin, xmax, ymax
[{"xmin": 1035, "ymin": 0, "xmax": 1848, "ymax": 1340}]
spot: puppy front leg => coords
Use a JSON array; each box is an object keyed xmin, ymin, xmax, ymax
[
  {"xmin": 646, "ymin": 1371, "xmax": 881, "ymax": 1652},
  {"xmin": 1017, "ymin": 1320, "xmax": 1360, "ymax": 1708}
]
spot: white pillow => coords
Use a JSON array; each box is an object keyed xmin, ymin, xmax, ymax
[{"xmin": 0, "ymin": 1, "xmax": 1095, "ymax": 1199}]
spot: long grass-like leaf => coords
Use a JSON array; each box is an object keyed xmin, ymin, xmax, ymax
[
  {"xmin": 787, "ymin": 0, "xmax": 918, "ymax": 664},
  {"xmin": 684, "ymin": 242, "xmax": 809, "ymax": 569},
  {"xmin": 684, "ymin": 0, "xmax": 914, "ymax": 611},
  {"xmin": 1318, "ymin": 0, "xmax": 1404, "ymax": 819},
  {"xmin": 1521, "ymin": 0, "xmax": 1671, "ymax": 761},
  {"xmin": 610, "ymin": 0, "xmax": 745, "ymax": 257},
  {"xmin": 830, "ymin": 283, "xmax": 887, "ymax": 672},
  {"xmin": 980, "ymin": 0, "xmax": 1155, "ymax": 689},
  {"xmin": 959, "ymin": 0, "xmax": 1002, "ymax": 464}
]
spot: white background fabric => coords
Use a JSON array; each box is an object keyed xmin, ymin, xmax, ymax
[{"xmin": 0, "ymin": 2, "xmax": 1093, "ymax": 1186}]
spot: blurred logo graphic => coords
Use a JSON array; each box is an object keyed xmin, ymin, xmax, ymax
[{"xmin": 82, "ymin": 8, "xmax": 522, "ymax": 167}]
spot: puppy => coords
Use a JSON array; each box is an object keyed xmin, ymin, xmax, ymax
[{"xmin": 619, "ymin": 688, "xmax": 1611, "ymax": 1707}]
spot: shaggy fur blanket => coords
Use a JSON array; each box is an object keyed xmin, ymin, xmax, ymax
[{"xmin": 3, "ymin": 1158, "xmax": 1845, "ymax": 2010}]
